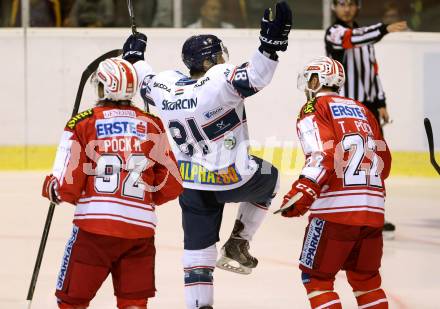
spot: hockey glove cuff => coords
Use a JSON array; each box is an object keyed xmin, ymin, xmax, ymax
[
  {"xmin": 42, "ymin": 174, "xmax": 61, "ymax": 205},
  {"xmin": 279, "ymin": 177, "xmax": 320, "ymax": 217},
  {"xmin": 258, "ymin": 46, "xmax": 279, "ymax": 61},
  {"xmin": 259, "ymin": 1, "xmax": 292, "ymax": 53},
  {"xmin": 123, "ymin": 33, "xmax": 147, "ymax": 63}
]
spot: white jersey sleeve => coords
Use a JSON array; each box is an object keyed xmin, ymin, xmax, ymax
[
  {"xmin": 133, "ymin": 61, "xmax": 156, "ymax": 107},
  {"xmin": 220, "ymin": 50, "xmax": 278, "ymax": 100}
]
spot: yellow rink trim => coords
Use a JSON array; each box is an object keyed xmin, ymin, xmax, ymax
[{"xmin": 0, "ymin": 146, "xmax": 439, "ymax": 177}]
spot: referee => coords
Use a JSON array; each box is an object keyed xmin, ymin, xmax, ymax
[{"xmin": 325, "ymin": 0, "xmax": 407, "ymax": 236}]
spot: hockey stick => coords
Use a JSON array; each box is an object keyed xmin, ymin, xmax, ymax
[
  {"xmin": 127, "ymin": 0, "xmax": 138, "ymax": 35},
  {"xmin": 125, "ymin": 0, "xmax": 151, "ymax": 113},
  {"xmin": 273, "ymin": 193, "xmax": 304, "ymax": 215},
  {"xmin": 26, "ymin": 48, "xmax": 122, "ymax": 309},
  {"xmin": 424, "ymin": 118, "xmax": 440, "ymax": 175}
]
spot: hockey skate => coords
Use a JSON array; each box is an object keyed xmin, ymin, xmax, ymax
[{"xmin": 216, "ymin": 220, "xmax": 258, "ymax": 275}]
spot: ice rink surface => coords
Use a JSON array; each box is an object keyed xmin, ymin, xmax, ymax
[{"xmin": 0, "ymin": 172, "xmax": 439, "ymax": 309}]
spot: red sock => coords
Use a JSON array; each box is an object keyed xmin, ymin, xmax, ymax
[
  {"xmin": 355, "ymin": 289, "xmax": 388, "ymax": 308},
  {"xmin": 309, "ymin": 291, "xmax": 342, "ymax": 309}
]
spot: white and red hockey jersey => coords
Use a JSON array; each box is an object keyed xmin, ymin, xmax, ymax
[
  {"xmin": 296, "ymin": 93, "xmax": 392, "ymax": 227},
  {"xmin": 50, "ymin": 104, "xmax": 183, "ymax": 239}
]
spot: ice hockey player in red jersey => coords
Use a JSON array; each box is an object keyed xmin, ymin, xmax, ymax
[
  {"xmin": 277, "ymin": 57, "xmax": 391, "ymax": 309},
  {"xmin": 41, "ymin": 57, "xmax": 183, "ymax": 309}
]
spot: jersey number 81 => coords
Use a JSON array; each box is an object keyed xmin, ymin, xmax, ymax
[{"xmin": 168, "ymin": 118, "xmax": 210, "ymax": 157}]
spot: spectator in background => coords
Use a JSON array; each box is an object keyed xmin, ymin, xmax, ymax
[
  {"xmin": 187, "ymin": 0, "xmax": 234, "ymax": 28},
  {"xmin": 113, "ymin": 0, "xmax": 157, "ymax": 27},
  {"xmin": 30, "ymin": 0, "xmax": 61, "ymax": 27},
  {"xmin": 235, "ymin": 0, "xmax": 323, "ymax": 29},
  {"xmin": 64, "ymin": 0, "xmax": 114, "ymax": 27},
  {"xmin": 239, "ymin": 1, "xmax": 272, "ymax": 28},
  {"xmin": 383, "ymin": 1, "xmax": 405, "ymax": 25},
  {"xmin": 0, "ymin": 0, "xmax": 18, "ymax": 26},
  {"xmin": 1, "ymin": 0, "xmax": 61, "ymax": 27},
  {"xmin": 113, "ymin": 0, "xmax": 174, "ymax": 28},
  {"xmin": 409, "ymin": 0, "xmax": 440, "ymax": 32},
  {"xmin": 152, "ymin": 0, "xmax": 173, "ymax": 27},
  {"xmin": 60, "ymin": 0, "xmax": 75, "ymax": 26},
  {"xmin": 410, "ymin": 0, "xmax": 423, "ymax": 31}
]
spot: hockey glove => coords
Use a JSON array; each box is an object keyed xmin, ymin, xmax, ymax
[
  {"xmin": 259, "ymin": 1, "xmax": 292, "ymax": 54},
  {"xmin": 278, "ymin": 177, "xmax": 320, "ymax": 217},
  {"xmin": 123, "ymin": 32, "xmax": 147, "ymax": 63},
  {"xmin": 42, "ymin": 174, "xmax": 61, "ymax": 205}
]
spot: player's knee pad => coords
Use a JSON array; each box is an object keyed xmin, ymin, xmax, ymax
[
  {"xmin": 354, "ymin": 288, "xmax": 388, "ymax": 308},
  {"xmin": 183, "ymin": 245, "xmax": 216, "ymax": 286},
  {"xmin": 184, "ymin": 266, "xmax": 214, "ymax": 286},
  {"xmin": 301, "ymin": 272, "xmax": 335, "ymax": 295},
  {"xmin": 347, "ymin": 270, "xmax": 382, "ymax": 292},
  {"xmin": 116, "ymin": 297, "xmax": 148, "ymax": 309},
  {"xmin": 183, "ymin": 245, "xmax": 216, "ymax": 309},
  {"xmin": 308, "ymin": 291, "xmax": 342, "ymax": 309}
]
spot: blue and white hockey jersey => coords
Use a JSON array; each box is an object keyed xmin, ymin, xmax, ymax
[{"xmin": 134, "ymin": 50, "xmax": 278, "ymax": 190}]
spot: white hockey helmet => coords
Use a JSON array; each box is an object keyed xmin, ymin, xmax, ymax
[
  {"xmin": 92, "ymin": 58, "xmax": 138, "ymax": 101},
  {"xmin": 297, "ymin": 56, "xmax": 345, "ymax": 98}
]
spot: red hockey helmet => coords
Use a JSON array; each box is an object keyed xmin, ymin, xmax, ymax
[
  {"xmin": 297, "ymin": 56, "xmax": 345, "ymax": 98},
  {"xmin": 92, "ymin": 58, "xmax": 138, "ymax": 101}
]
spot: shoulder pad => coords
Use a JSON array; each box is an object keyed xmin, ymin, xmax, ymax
[
  {"xmin": 157, "ymin": 70, "xmax": 187, "ymax": 83},
  {"xmin": 207, "ymin": 63, "xmax": 235, "ymax": 81},
  {"xmin": 302, "ymin": 98, "xmax": 317, "ymax": 115},
  {"xmin": 66, "ymin": 108, "xmax": 94, "ymax": 129}
]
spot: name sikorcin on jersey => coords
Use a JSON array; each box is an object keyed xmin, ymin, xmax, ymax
[{"xmin": 134, "ymin": 51, "xmax": 278, "ymax": 190}]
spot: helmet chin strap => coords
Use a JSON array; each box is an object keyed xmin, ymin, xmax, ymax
[
  {"xmin": 200, "ymin": 56, "xmax": 220, "ymax": 74},
  {"xmin": 305, "ymin": 84, "xmax": 323, "ymax": 100}
]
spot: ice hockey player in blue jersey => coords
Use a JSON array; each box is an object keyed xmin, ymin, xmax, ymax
[{"xmin": 122, "ymin": 2, "xmax": 292, "ymax": 308}]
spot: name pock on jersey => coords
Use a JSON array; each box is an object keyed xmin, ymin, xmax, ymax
[
  {"xmin": 329, "ymin": 100, "xmax": 366, "ymax": 120},
  {"xmin": 95, "ymin": 117, "xmax": 147, "ymax": 140}
]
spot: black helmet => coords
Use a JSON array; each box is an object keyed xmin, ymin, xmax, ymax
[{"xmin": 181, "ymin": 34, "xmax": 227, "ymax": 72}]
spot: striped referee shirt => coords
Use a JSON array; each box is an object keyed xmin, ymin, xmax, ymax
[{"xmin": 325, "ymin": 20, "xmax": 389, "ymax": 108}]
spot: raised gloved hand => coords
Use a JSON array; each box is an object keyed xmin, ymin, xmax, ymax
[
  {"xmin": 259, "ymin": 1, "xmax": 292, "ymax": 54},
  {"xmin": 123, "ymin": 32, "xmax": 148, "ymax": 63},
  {"xmin": 42, "ymin": 174, "xmax": 61, "ymax": 205},
  {"xmin": 277, "ymin": 177, "xmax": 320, "ymax": 217}
]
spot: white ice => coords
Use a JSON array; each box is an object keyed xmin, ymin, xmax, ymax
[{"xmin": 0, "ymin": 172, "xmax": 439, "ymax": 309}]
